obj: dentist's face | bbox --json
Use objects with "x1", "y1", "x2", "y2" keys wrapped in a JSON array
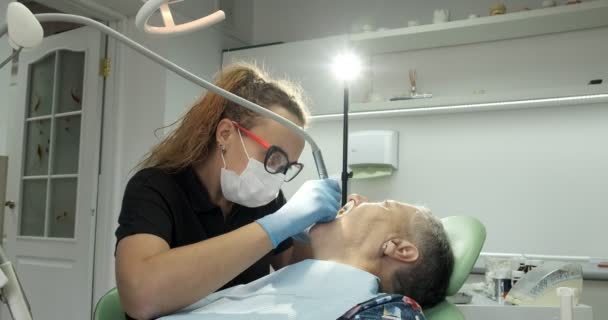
[{"x1": 218, "y1": 106, "x2": 305, "y2": 175}]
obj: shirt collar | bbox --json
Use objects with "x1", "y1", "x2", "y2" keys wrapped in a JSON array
[
  {"x1": 266, "y1": 259, "x2": 380, "y2": 297},
  {"x1": 181, "y1": 259, "x2": 381, "y2": 313}
]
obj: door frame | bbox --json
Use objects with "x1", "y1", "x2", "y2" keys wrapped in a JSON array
[
  {"x1": 0, "y1": 156, "x2": 7, "y2": 245},
  {"x1": 91, "y1": 18, "x2": 126, "y2": 306}
]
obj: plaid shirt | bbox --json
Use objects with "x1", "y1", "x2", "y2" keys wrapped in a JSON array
[{"x1": 338, "y1": 294, "x2": 425, "y2": 320}]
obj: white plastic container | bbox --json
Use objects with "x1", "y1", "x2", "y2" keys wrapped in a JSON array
[{"x1": 505, "y1": 262, "x2": 583, "y2": 306}]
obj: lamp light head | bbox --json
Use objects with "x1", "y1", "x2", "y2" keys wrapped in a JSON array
[
  {"x1": 135, "y1": 0, "x2": 225, "y2": 35},
  {"x1": 332, "y1": 52, "x2": 362, "y2": 82},
  {"x1": 6, "y1": 2, "x2": 43, "y2": 49}
]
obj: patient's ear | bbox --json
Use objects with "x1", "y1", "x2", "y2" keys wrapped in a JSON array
[{"x1": 382, "y1": 239, "x2": 419, "y2": 263}]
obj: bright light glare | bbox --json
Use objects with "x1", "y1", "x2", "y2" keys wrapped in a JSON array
[{"x1": 332, "y1": 52, "x2": 362, "y2": 81}]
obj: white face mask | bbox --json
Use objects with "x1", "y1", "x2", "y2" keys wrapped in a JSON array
[{"x1": 220, "y1": 130, "x2": 286, "y2": 207}]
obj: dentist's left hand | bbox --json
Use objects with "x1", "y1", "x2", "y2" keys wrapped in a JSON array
[{"x1": 256, "y1": 179, "x2": 341, "y2": 248}]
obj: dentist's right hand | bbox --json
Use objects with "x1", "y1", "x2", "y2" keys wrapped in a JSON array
[{"x1": 256, "y1": 179, "x2": 341, "y2": 248}]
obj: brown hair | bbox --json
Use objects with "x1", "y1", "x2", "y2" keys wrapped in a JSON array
[{"x1": 139, "y1": 62, "x2": 310, "y2": 171}]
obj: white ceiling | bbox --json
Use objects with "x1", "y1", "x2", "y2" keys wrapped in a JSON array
[
  {"x1": 89, "y1": 0, "x2": 142, "y2": 16},
  {"x1": 46, "y1": 0, "x2": 250, "y2": 47},
  {"x1": 169, "y1": 0, "x2": 216, "y2": 20},
  {"x1": 85, "y1": 0, "x2": 217, "y2": 19}
]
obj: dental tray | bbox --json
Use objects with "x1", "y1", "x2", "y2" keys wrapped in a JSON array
[
  {"x1": 505, "y1": 261, "x2": 583, "y2": 306},
  {"x1": 447, "y1": 292, "x2": 473, "y2": 304}
]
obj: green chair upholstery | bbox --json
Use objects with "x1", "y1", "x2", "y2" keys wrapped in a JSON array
[
  {"x1": 425, "y1": 301, "x2": 466, "y2": 320},
  {"x1": 94, "y1": 287, "x2": 125, "y2": 320},
  {"x1": 425, "y1": 216, "x2": 486, "y2": 320}
]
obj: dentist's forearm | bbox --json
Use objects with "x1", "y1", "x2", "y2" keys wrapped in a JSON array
[{"x1": 116, "y1": 222, "x2": 272, "y2": 319}]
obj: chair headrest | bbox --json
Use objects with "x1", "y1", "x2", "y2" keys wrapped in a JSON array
[{"x1": 441, "y1": 216, "x2": 486, "y2": 296}]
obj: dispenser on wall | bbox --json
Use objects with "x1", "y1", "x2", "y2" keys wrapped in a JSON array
[{"x1": 348, "y1": 130, "x2": 399, "y2": 179}]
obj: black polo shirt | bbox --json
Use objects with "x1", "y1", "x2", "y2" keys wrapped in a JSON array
[{"x1": 115, "y1": 165, "x2": 292, "y2": 290}]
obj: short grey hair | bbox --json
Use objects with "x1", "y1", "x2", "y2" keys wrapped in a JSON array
[{"x1": 391, "y1": 207, "x2": 454, "y2": 308}]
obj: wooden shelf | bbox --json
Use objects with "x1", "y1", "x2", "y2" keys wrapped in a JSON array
[
  {"x1": 311, "y1": 86, "x2": 608, "y2": 121},
  {"x1": 350, "y1": 0, "x2": 608, "y2": 55}
]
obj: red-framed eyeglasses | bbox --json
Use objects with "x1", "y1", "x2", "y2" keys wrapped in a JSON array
[{"x1": 232, "y1": 121, "x2": 304, "y2": 182}]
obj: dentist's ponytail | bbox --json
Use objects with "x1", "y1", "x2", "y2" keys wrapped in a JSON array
[{"x1": 138, "y1": 62, "x2": 309, "y2": 171}]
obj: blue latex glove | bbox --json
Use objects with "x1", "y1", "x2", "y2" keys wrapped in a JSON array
[
  {"x1": 257, "y1": 179, "x2": 341, "y2": 248},
  {"x1": 292, "y1": 176, "x2": 344, "y2": 243}
]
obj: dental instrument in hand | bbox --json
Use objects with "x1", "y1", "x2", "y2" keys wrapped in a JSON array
[
  {"x1": 337, "y1": 200, "x2": 355, "y2": 217},
  {"x1": 292, "y1": 199, "x2": 355, "y2": 243}
]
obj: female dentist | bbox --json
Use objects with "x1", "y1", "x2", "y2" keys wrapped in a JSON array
[{"x1": 114, "y1": 63, "x2": 341, "y2": 320}]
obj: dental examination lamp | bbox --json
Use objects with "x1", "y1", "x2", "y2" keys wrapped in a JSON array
[
  {"x1": 0, "y1": 2, "x2": 42, "y2": 69},
  {"x1": 332, "y1": 52, "x2": 362, "y2": 205},
  {"x1": 135, "y1": 0, "x2": 226, "y2": 35},
  {"x1": 0, "y1": 2, "x2": 328, "y2": 180}
]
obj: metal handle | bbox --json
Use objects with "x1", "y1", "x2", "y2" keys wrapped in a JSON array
[{"x1": 4, "y1": 201, "x2": 15, "y2": 209}]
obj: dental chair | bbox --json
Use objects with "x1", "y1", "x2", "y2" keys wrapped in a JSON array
[
  {"x1": 94, "y1": 288, "x2": 124, "y2": 320},
  {"x1": 94, "y1": 216, "x2": 486, "y2": 320},
  {"x1": 425, "y1": 216, "x2": 486, "y2": 320},
  {"x1": 339, "y1": 216, "x2": 486, "y2": 320}
]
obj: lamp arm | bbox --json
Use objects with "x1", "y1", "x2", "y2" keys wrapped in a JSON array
[
  {"x1": 0, "y1": 47, "x2": 22, "y2": 69},
  {"x1": 0, "y1": 13, "x2": 328, "y2": 179}
]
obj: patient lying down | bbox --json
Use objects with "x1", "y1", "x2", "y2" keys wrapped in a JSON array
[{"x1": 160, "y1": 195, "x2": 454, "y2": 319}]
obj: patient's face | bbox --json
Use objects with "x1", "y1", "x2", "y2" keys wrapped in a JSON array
[{"x1": 310, "y1": 196, "x2": 421, "y2": 258}]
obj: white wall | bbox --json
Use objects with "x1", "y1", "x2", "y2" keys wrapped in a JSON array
[
  {"x1": 223, "y1": 35, "x2": 356, "y2": 116},
  {"x1": 283, "y1": 103, "x2": 608, "y2": 256},
  {"x1": 227, "y1": 24, "x2": 608, "y2": 257},
  {"x1": 367, "y1": 27, "x2": 608, "y2": 104},
  {"x1": 239, "y1": 1, "x2": 608, "y2": 257},
  {"x1": 164, "y1": 28, "x2": 223, "y2": 126},
  {"x1": 252, "y1": 0, "x2": 545, "y2": 44},
  {"x1": 219, "y1": 0, "x2": 254, "y2": 46}
]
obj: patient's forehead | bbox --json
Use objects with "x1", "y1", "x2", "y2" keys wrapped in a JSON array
[
  {"x1": 391, "y1": 201, "x2": 434, "y2": 225},
  {"x1": 391, "y1": 200, "x2": 420, "y2": 213},
  {"x1": 414, "y1": 205, "x2": 432, "y2": 216}
]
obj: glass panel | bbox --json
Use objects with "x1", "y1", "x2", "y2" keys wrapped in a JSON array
[
  {"x1": 24, "y1": 119, "x2": 51, "y2": 176},
  {"x1": 56, "y1": 51, "x2": 85, "y2": 113},
  {"x1": 27, "y1": 53, "x2": 55, "y2": 118},
  {"x1": 20, "y1": 179, "x2": 47, "y2": 236},
  {"x1": 49, "y1": 178, "x2": 77, "y2": 238},
  {"x1": 52, "y1": 116, "x2": 81, "y2": 175}
]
